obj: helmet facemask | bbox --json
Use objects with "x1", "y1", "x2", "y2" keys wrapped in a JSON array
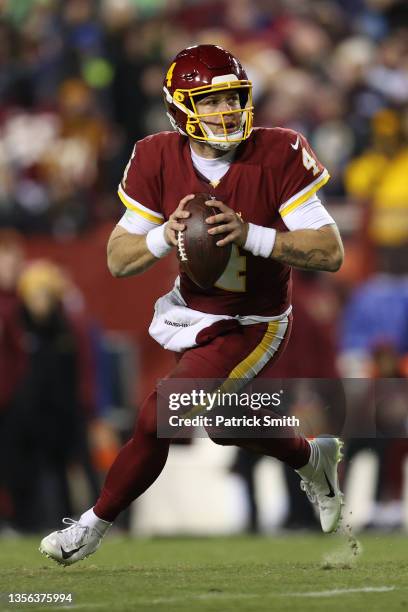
[{"x1": 164, "y1": 78, "x2": 253, "y2": 151}]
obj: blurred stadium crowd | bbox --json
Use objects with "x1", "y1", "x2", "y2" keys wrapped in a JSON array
[{"x1": 1, "y1": 0, "x2": 408, "y2": 534}]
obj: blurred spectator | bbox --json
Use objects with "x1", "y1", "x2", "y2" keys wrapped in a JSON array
[
  {"x1": 0, "y1": 228, "x2": 24, "y2": 316},
  {"x1": 344, "y1": 343, "x2": 408, "y2": 530},
  {"x1": 339, "y1": 274, "x2": 408, "y2": 530},
  {"x1": 0, "y1": 229, "x2": 25, "y2": 528},
  {"x1": 2, "y1": 260, "x2": 100, "y2": 532},
  {"x1": 338, "y1": 274, "x2": 408, "y2": 377},
  {"x1": 0, "y1": 76, "x2": 115, "y2": 236},
  {"x1": 345, "y1": 108, "x2": 408, "y2": 274}
]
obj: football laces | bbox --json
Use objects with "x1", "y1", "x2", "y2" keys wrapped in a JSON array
[{"x1": 177, "y1": 230, "x2": 188, "y2": 262}]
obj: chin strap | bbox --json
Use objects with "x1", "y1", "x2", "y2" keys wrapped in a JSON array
[
  {"x1": 208, "y1": 140, "x2": 241, "y2": 152},
  {"x1": 200, "y1": 122, "x2": 244, "y2": 151}
]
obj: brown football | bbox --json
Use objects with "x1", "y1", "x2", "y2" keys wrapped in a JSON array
[{"x1": 176, "y1": 193, "x2": 232, "y2": 290}]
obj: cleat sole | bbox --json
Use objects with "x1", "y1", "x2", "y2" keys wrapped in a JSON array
[{"x1": 39, "y1": 545, "x2": 91, "y2": 567}]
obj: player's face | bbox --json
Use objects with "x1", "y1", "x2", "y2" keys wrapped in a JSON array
[{"x1": 195, "y1": 91, "x2": 242, "y2": 134}]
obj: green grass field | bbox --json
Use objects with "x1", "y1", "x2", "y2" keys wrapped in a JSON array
[{"x1": 0, "y1": 532, "x2": 407, "y2": 612}]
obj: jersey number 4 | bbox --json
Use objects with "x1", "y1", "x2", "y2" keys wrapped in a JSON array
[
  {"x1": 302, "y1": 148, "x2": 320, "y2": 176},
  {"x1": 214, "y1": 245, "x2": 247, "y2": 292}
]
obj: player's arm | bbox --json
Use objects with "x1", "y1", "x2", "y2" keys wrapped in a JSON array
[
  {"x1": 107, "y1": 195, "x2": 194, "y2": 278},
  {"x1": 110, "y1": 139, "x2": 194, "y2": 277},
  {"x1": 270, "y1": 223, "x2": 343, "y2": 272},
  {"x1": 107, "y1": 227, "x2": 156, "y2": 277},
  {"x1": 206, "y1": 196, "x2": 344, "y2": 273}
]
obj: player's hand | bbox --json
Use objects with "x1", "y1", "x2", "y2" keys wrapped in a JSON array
[
  {"x1": 205, "y1": 200, "x2": 249, "y2": 247},
  {"x1": 164, "y1": 194, "x2": 195, "y2": 247}
]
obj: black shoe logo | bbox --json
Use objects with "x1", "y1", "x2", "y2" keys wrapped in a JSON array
[
  {"x1": 61, "y1": 544, "x2": 86, "y2": 560},
  {"x1": 324, "y1": 471, "x2": 335, "y2": 498}
]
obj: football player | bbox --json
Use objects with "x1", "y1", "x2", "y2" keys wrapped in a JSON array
[{"x1": 40, "y1": 45, "x2": 344, "y2": 565}]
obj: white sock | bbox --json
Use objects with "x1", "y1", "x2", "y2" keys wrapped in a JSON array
[
  {"x1": 79, "y1": 508, "x2": 112, "y2": 535},
  {"x1": 296, "y1": 439, "x2": 320, "y2": 481}
]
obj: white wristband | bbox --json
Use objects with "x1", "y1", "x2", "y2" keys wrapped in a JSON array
[
  {"x1": 145, "y1": 223, "x2": 172, "y2": 258},
  {"x1": 244, "y1": 223, "x2": 276, "y2": 258}
]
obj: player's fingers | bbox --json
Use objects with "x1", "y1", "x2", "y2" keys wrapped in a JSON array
[
  {"x1": 178, "y1": 194, "x2": 195, "y2": 208},
  {"x1": 172, "y1": 209, "x2": 190, "y2": 220},
  {"x1": 169, "y1": 210, "x2": 187, "y2": 222},
  {"x1": 164, "y1": 226, "x2": 178, "y2": 246},
  {"x1": 206, "y1": 212, "x2": 230, "y2": 224},
  {"x1": 168, "y1": 220, "x2": 185, "y2": 232},
  {"x1": 208, "y1": 223, "x2": 234, "y2": 235},
  {"x1": 216, "y1": 233, "x2": 236, "y2": 246},
  {"x1": 217, "y1": 227, "x2": 242, "y2": 246},
  {"x1": 205, "y1": 199, "x2": 227, "y2": 211}
]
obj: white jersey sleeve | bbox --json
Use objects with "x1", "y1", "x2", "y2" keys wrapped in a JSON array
[
  {"x1": 117, "y1": 208, "x2": 159, "y2": 235},
  {"x1": 281, "y1": 193, "x2": 335, "y2": 231}
]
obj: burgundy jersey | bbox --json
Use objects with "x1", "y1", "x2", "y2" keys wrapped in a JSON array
[{"x1": 118, "y1": 128, "x2": 329, "y2": 316}]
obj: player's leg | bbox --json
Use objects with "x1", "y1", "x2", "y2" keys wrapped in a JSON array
[
  {"x1": 90, "y1": 320, "x2": 298, "y2": 523},
  {"x1": 39, "y1": 318, "x2": 340, "y2": 565},
  {"x1": 39, "y1": 388, "x2": 171, "y2": 564},
  {"x1": 256, "y1": 336, "x2": 344, "y2": 533},
  {"x1": 93, "y1": 391, "x2": 169, "y2": 521},
  {"x1": 184, "y1": 317, "x2": 312, "y2": 467},
  {"x1": 213, "y1": 434, "x2": 343, "y2": 533},
  {"x1": 39, "y1": 325, "x2": 250, "y2": 565},
  {"x1": 190, "y1": 319, "x2": 344, "y2": 533}
]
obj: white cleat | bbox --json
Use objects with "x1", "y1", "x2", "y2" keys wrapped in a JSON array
[
  {"x1": 39, "y1": 518, "x2": 105, "y2": 566},
  {"x1": 299, "y1": 437, "x2": 344, "y2": 533}
]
